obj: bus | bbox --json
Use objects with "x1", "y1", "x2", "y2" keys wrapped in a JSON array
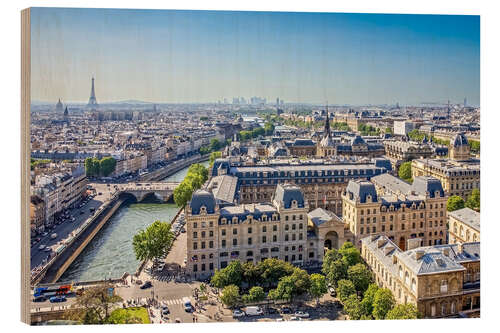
[{"x1": 34, "y1": 284, "x2": 73, "y2": 298}]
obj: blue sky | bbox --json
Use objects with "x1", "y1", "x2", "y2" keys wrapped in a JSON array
[{"x1": 30, "y1": 8, "x2": 480, "y2": 105}]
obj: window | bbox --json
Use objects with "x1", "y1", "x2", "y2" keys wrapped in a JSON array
[
  {"x1": 209, "y1": 221, "x2": 213, "y2": 227},
  {"x1": 273, "y1": 235, "x2": 277, "y2": 242},
  {"x1": 193, "y1": 222, "x2": 197, "y2": 228},
  {"x1": 292, "y1": 234, "x2": 296, "y2": 241},
  {"x1": 285, "y1": 235, "x2": 289, "y2": 241},
  {"x1": 273, "y1": 225, "x2": 277, "y2": 232},
  {"x1": 285, "y1": 225, "x2": 289, "y2": 231},
  {"x1": 221, "y1": 240, "x2": 226, "y2": 248},
  {"x1": 248, "y1": 238, "x2": 252, "y2": 245},
  {"x1": 193, "y1": 232, "x2": 198, "y2": 238},
  {"x1": 262, "y1": 236, "x2": 267, "y2": 243},
  {"x1": 360, "y1": 227, "x2": 364, "y2": 234},
  {"x1": 209, "y1": 231, "x2": 214, "y2": 237},
  {"x1": 440, "y1": 280, "x2": 448, "y2": 293},
  {"x1": 299, "y1": 223, "x2": 303, "y2": 229},
  {"x1": 248, "y1": 227, "x2": 252, "y2": 234},
  {"x1": 201, "y1": 231, "x2": 206, "y2": 238},
  {"x1": 221, "y1": 261, "x2": 227, "y2": 268},
  {"x1": 209, "y1": 241, "x2": 213, "y2": 248},
  {"x1": 193, "y1": 264, "x2": 198, "y2": 272},
  {"x1": 299, "y1": 233, "x2": 303, "y2": 240},
  {"x1": 233, "y1": 228, "x2": 237, "y2": 235},
  {"x1": 209, "y1": 263, "x2": 214, "y2": 271},
  {"x1": 221, "y1": 229, "x2": 226, "y2": 236},
  {"x1": 262, "y1": 226, "x2": 267, "y2": 233},
  {"x1": 201, "y1": 241, "x2": 206, "y2": 249},
  {"x1": 193, "y1": 242, "x2": 198, "y2": 250},
  {"x1": 233, "y1": 239, "x2": 237, "y2": 246},
  {"x1": 201, "y1": 264, "x2": 206, "y2": 271}
]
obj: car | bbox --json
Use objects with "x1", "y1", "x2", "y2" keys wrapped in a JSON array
[
  {"x1": 289, "y1": 316, "x2": 302, "y2": 321},
  {"x1": 38, "y1": 244, "x2": 45, "y2": 250},
  {"x1": 140, "y1": 281, "x2": 152, "y2": 289},
  {"x1": 49, "y1": 296, "x2": 66, "y2": 303},
  {"x1": 294, "y1": 311, "x2": 309, "y2": 318},
  {"x1": 162, "y1": 307, "x2": 170, "y2": 316},
  {"x1": 275, "y1": 318, "x2": 284, "y2": 322},
  {"x1": 181, "y1": 229, "x2": 186, "y2": 233},
  {"x1": 33, "y1": 296, "x2": 47, "y2": 302},
  {"x1": 245, "y1": 306, "x2": 263, "y2": 316},
  {"x1": 44, "y1": 247, "x2": 52, "y2": 252},
  {"x1": 232, "y1": 309, "x2": 246, "y2": 318},
  {"x1": 328, "y1": 287, "x2": 337, "y2": 297},
  {"x1": 280, "y1": 307, "x2": 292, "y2": 314},
  {"x1": 174, "y1": 318, "x2": 181, "y2": 323},
  {"x1": 42, "y1": 232, "x2": 48, "y2": 237}
]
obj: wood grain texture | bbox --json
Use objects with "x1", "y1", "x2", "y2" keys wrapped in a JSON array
[{"x1": 21, "y1": 7, "x2": 31, "y2": 325}]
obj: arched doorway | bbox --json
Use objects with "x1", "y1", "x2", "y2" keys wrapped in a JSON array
[{"x1": 324, "y1": 231, "x2": 339, "y2": 251}]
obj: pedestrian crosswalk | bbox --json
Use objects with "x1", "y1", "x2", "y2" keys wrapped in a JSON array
[{"x1": 163, "y1": 298, "x2": 185, "y2": 305}]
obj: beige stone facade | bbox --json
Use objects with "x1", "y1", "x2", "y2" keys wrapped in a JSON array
[
  {"x1": 361, "y1": 235, "x2": 480, "y2": 318},
  {"x1": 448, "y1": 208, "x2": 480, "y2": 244},
  {"x1": 342, "y1": 175, "x2": 448, "y2": 250}
]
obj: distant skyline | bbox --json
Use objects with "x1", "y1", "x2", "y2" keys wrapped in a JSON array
[{"x1": 31, "y1": 8, "x2": 480, "y2": 106}]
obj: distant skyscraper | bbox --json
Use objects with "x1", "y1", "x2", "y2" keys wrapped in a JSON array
[
  {"x1": 464, "y1": 97, "x2": 467, "y2": 108},
  {"x1": 276, "y1": 97, "x2": 280, "y2": 107},
  {"x1": 87, "y1": 77, "x2": 98, "y2": 108}
]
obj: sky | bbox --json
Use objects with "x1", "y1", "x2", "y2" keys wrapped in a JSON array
[{"x1": 30, "y1": 8, "x2": 480, "y2": 106}]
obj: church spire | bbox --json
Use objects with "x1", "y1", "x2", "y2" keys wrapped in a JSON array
[{"x1": 324, "y1": 102, "x2": 331, "y2": 138}]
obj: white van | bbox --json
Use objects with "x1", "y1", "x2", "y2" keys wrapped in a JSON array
[
  {"x1": 50, "y1": 233, "x2": 57, "y2": 239},
  {"x1": 245, "y1": 306, "x2": 263, "y2": 316}
]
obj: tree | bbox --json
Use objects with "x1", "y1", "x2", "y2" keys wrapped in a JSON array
[
  {"x1": 348, "y1": 263, "x2": 372, "y2": 293},
  {"x1": 322, "y1": 249, "x2": 347, "y2": 288},
  {"x1": 309, "y1": 273, "x2": 328, "y2": 304},
  {"x1": 385, "y1": 303, "x2": 420, "y2": 320},
  {"x1": 269, "y1": 268, "x2": 311, "y2": 302},
  {"x1": 99, "y1": 157, "x2": 116, "y2": 177},
  {"x1": 242, "y1": 261, "x2": 262, "y2": 288},
  {"x1": 465, "y1": 189, "x2": 480, "y2": 211},
  {"x1": 257, "y1": 258, "x2": 295, "y2": 287},
  {"x1": 447, "y1": 195, "x2": 465, "y2": 212},
  {"x1": 398, "y1": 161, "x2": 412, "y2": 183},
  {"x1": 337, "y1": 279, "x2": 356, "y2": 303},
  {"x1": 210, "y1": 261, "x2": 244, "y2": 288},
  {"x1": 209, "y1": 151, "x2": 222, "y2": 168},
  {"x1": 339, "y1": 243, "x2": 362, "y2": 267},
  {"x1": 65, "y1": 284, "x2": 123, "y2": 324},
  {"x1": 359, "y1": 283, "x2": 379, "y2": 317},
  {"x1": 210, "y1": 138, "x2": 222, "y2": 151},
  {"x1": 242, "y1": 286, "x2": 266, "y2": 303},
  {"x1": 220, "y1": 285, "x2": 241, "y2": 308},
  {"x1": 344, "y1": 294, "x2": 363, "y2": 320},
  {"x1": 173, "y1": 182, "x2": 193, "y2": 207},
  {"x1": 372, "y1": 288, "x2": 395, "y2": 320},
  {"x1": 132, "y1": 221, "x2": 174, "y2": 263}
]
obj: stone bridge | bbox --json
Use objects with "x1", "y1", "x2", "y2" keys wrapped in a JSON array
[{"x1": 117, "y1": 182, "x2": 180, "y2": 202}]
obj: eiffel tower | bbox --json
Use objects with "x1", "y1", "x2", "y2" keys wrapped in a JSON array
[{"x1": 87, "y1": 77, "x2": 98, "y2": 108}]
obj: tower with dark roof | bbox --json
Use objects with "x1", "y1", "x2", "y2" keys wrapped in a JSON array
[
  {"x1": 449, "y1": 132, "x2": 470, "y2": 161},
  {"x1": 55, "y1": 98, "x2": 63, "y2": 113}
]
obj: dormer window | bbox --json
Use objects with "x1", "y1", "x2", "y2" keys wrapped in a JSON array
[{"x1": 200, "y1": 206, "x2": 207, "y2": 214}]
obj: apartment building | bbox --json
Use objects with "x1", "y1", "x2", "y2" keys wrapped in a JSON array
[{"x1": 448, "y1": 208, "x2": 480, "y2": 244}]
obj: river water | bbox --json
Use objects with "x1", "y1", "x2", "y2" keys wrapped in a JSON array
[{"x1": 59, "y1": 160, "x2": 209, "y2": 282}]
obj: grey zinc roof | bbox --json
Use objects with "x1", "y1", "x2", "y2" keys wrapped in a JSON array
[
  {"x1": 209, "y1": 175, "x2": 238, "y2": 204},
  {"x1": 397, "y1": 247, "x2": 466, "y2": 276},
  {"x1": 448, "y1": 207, "x2": 480, "y2": 231},
  {"x1": 190, "y1": 190, "x2": 216, "y2": 215},
  {"x1": 273, "y1": 183, "x2": 305, "y2": 208},
  {"x1": 410, "y1": 176, "x2": 445, "y2": 198},
  {"x1": 346, "y1": 180, "x2": 378, "y2": 203},
  {"x1": 361, "y1": 235, "x2": 401, "y2": 276},
  {"x1": 307, "y1": 207, "x2": 338, "y2": 226},
  {"x1": 372, "y1": 173, "x2": 412, "y2": 195},
  {"x1": 220, "y1": 203, "x2": 276, "y2": 215}
]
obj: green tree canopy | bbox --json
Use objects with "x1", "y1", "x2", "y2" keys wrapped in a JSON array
[
  {"x1": 173, "y1": 181, "x2": 194, "y2": 207},
  {"x1": 132, "y1": 221, "x2": 174, "y2": 262},
  {"x1": 220, "y1": 285, "x2": 241, "y2": 308},
  {"x1": 322, "y1": 249, "x2": 348, "y2": 288},
  {"x1": 344, "y1": 294, "x2": 363, "y2": 320},
  {"x1": 372, "y1": 288, "x2": 395, "y2": 320},
  {"x1": 211, "y1": 260, "x2": 244, "y2": 289},
  {"x1": 309, "y1": 273, "x2": 328, "y2": 304},
  {"x1": 398, "y1": 161, "x2": 413, "y2": 183},
  {"x1": 99, "y1": 157, "x2": 117, "y2": 177},
  {"x1": 348, "y1": 263, "x2": 372, "y2": 293},
  {"x1": 465, "y1": 189, "x2": 480, "y2": 211},
  {"x1": 337, "y1": 279, "x2": 357, "y2": 303},
  {"x1": 339, "y1": 246, "x2": 362, "y2": 267},
  {"x1": 385, "y1": 303, "x2": 420, "y2": 320},
  {"x1": 269, "y1": 268, "x2": 311, "y2": 302},
  {"x1": 242, "y1": 286, "x2": 266, "y2": 304},
  {"x1": 447, "y1": 195, "x2": 465, "y2": 212}
]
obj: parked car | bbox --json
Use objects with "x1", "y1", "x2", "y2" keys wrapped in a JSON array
[
  {"x1": 140, "y1": 281, "x2": 152, "y2": 289},
  {"x1": 183, "y1": 297, "x2": 193, "y2": 312},
  {"x1": 289, "y1": 316, "x2": 302, "y2": 321},
  {"x1": 280, "y1": 307, "x2": 292, "y2": 314},
  {"x1": 162, "y1": 307, "x2": 170, "y2": 316},
  {"x1": 232, "y1": 309, "x2": 246, "y2": 318},
  {"x1": 267, "y1": 307, "x2": 278, "y2": 314},
  {"x1": 49, "y1": 296, "x2": 66, "y2": 303},
  {"x1": 328, "y1": 287, "x2": 337, "y2": 297},
  {"x1": 294, "y1": 311, "x2": 309, "y2": 318}
]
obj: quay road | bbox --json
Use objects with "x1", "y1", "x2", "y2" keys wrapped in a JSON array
[{"x1": 30, "y1": 190, "x2": 113, "y2": 270}]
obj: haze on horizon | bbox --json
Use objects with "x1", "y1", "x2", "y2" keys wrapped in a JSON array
[{"x1": 30, "y1": 8, "x2": 480, "y2": 106}]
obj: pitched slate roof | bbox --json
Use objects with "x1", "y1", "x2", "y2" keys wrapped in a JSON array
[{"x1": 448, "y1": 207, "x2": 480, "y2": 231}]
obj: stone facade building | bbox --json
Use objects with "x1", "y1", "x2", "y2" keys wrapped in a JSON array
[
  {"x1": 448, "y1": 207, "x2": 480, "y2": 244},
  {"x1": 411, "y1": 133, "x2": 479, "y2": 200},
  {"x1": 361, "y1": 234, "x2": 480, "y2": 318},
  {"x1": 185, "y1": 184, "x2": 311, "y2": 279},
  {"x1": 342, "y1": 174, "x2": 448, "y2": 250}
]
